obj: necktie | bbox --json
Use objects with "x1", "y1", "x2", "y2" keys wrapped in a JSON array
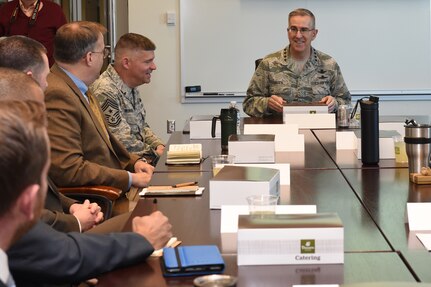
[{"x1": 86, "y1": 91, "x2": 109, "y2": 139}]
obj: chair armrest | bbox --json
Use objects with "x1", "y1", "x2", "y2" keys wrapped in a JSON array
[{"x1": 58, "y1": 186, "x2": 122, "y2": 201}]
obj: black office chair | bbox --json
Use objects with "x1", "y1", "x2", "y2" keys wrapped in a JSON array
[
  {"x1": 48, "y1": 177, "x2": 121, "y2": 219},
  {"x1": 255, "y1": 58, "x2": 263, "y2": 70}
]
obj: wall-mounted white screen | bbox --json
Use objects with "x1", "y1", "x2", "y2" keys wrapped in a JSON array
[{"x1": 180, "y1": 0, "x2": 431, "y2": 95}]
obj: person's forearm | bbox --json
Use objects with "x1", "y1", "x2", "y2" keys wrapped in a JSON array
[{"x1": 8, "y1": 222, "x2": 154, "y2": 284}]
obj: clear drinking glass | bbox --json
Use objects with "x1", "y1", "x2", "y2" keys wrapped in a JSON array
[{"x1": 211, "y1": 155, "x2": 235, "y2": 176}]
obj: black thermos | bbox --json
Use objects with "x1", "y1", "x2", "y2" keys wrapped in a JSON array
[{"x1": 360, "y1": 96, "x2": 379, "y2": 165}]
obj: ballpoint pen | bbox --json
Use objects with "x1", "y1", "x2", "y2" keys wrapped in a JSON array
[{"x1": 171, "y1": 181, "x2": 198, "y2": 188}]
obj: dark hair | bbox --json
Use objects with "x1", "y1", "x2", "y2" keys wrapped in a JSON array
[
  {"x1": 54, "y1": 21, "x2": 107, "y2": 64},
  {"x1": 0, "y1": 35, "x2": 47, "y2": 75},
  {"x1": 0, "y1": 67, "x2": 42, "y2": 101},
  {"x1": 0, "y1": 100, "x2": 48, "y2": 217},
  {"x1": 114, "y1": 33, "x2": 156, "y2": 58},
  {"x1": 289, "y1": 8, "x2": 316, "y2": 29}
]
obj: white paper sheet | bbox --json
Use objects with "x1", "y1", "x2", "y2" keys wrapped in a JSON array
[{"x1": 407, "y1": 202, "x2": 431, "y2": 230}]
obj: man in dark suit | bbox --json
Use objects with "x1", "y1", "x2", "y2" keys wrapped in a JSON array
[
  {"x1": 0, "y1": 35, "x2": 104, "y2": 233},
  {"x1": 46, "y1": 21, "x2": 154, "y2": 194},
  {"x1": 0, "y1": 99, "x2": 50, "y2": 287}
]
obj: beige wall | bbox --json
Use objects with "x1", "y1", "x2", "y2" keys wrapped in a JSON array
[{"x1": 128, "y1": 0, "x2": 230, "y2": 142}]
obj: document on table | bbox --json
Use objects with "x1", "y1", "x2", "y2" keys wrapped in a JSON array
[{"x1": 407, "y1": 202, "x2": 431, "y2": 230}]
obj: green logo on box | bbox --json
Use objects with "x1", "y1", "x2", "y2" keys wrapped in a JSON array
[{"x1": 301, "y1": 239, "x2": 315, "y2": 254}]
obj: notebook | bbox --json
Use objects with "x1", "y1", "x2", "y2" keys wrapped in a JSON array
[
  {"x1": 161, "y1": 245, "x2": 225, "y2": 277},
  {"x1": 166, "y1": 144, "x2": 202, "y2": 165}
]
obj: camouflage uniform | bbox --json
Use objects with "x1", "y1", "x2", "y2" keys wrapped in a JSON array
[
  {"x1": 90, "y1": 64, "x2": 164, "y2": 163},
  {"x1": 243, "y1": 46, "x2": 351, "y2": 117}
]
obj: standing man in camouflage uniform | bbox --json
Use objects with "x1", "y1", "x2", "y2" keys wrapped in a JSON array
[
  {"x1": 243, "y1": 8, "x2": 351, "y2": 117},
  {"x1": 91, "y1": 33, "x2": 164, "y2": 166}
]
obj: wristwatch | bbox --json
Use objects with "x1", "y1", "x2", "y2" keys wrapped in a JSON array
[{"x1": 138, "y1": 157, "x2": 148, "y2": 163}]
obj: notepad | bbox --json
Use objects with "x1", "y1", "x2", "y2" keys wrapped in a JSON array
[
  {"x1": 166, "y1": 144, "x2": 202, "y2": 165},
  {"x1": 139, "y1": 186, "x2": 204, "y2": 197},
  {"x1": 162, "y1": 245, "x2": 225, "y2": 277}
]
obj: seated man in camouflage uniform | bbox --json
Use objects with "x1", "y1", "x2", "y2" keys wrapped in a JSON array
[
  {"x1": 243, "y1": 8, "x2": 351, "y2": 117},
  {"x1": 91, "y1": 33, "x2": 164, "y2": 166}
]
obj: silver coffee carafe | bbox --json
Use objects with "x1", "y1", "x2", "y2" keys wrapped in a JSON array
[{"x1": 404, "y1": 120, "x2": 431, "y2": 174}]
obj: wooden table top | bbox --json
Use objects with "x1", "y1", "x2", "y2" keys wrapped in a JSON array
[
  {"x1": 124, "y1": 170, "x2": 390, "y2": 252},
  {"x1": 342, "y1": 168, "x2": 431, "y2": 282}
]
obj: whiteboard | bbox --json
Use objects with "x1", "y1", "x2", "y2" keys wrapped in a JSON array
[{"x1": 180, "y1": 0, "x2": 431, "y2": 96}]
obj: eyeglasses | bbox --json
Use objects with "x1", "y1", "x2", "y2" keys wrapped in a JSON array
[
  {"x1": 91, "y1": 46, "x2": 110, "y2": 59},
  {"x1": 287, "y1": 26, "x2": 314, "y2": 35}
]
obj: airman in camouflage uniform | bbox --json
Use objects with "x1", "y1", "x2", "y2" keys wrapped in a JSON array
[
  {"x1": 243, "y1": 8, "x2": 351, "y2": 117},
  {"x1": 90, "y1": 33, "x2": 164, "y2": 165}
]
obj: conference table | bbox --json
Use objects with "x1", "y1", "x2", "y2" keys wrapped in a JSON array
[{"x1": 98, "y1": 118, "x2": 431, "y2": 286}]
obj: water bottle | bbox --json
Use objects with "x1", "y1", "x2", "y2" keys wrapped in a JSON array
[
  {"x1": 359, "y1": 96, "x2": 379, "y2": 165},
  {"x1": 212, "y1": 108, "x2": 237, "y2": 151},
  {"x1": 229, "y1": 101, "x2": 241, "y2": 134}
]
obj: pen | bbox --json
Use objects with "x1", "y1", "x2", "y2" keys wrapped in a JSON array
[
  {"x1": 172, "y1": 181, "x2": 198, "y2": 188},
  {"x1": 202, "y1": 93, "x2": 237, "y2": 96},
  {"x1": 152, "y1": 198, "x2": 158, "y2": 212}
]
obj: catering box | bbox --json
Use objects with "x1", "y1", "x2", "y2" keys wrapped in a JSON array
[
  {"x1": 189, "y1": 115, "x2": 220, "y2": 139},
  {"x1": 209, "y1": 165, "x2": 280, "y2": 209},
  {"x1": 283, "y1": 113, "x2": 336, "y2": 129},
  {"x1": 220, "y1": 205, "x2": 316, "y2": 253},
  {"x1": 228, "y1": 134, "x2": 275, "y2": 163},
  {"x1": 227, "y1": 163, "x2": 290, "y2": 185},
  {"x1": 282, "y1": 103, "x2": 335, "y2": 129},
  {"x1": 237, "y1": 213, "x2": 344, "y2": 266},
  {"x1": 282, "y1": 103, "x2": 328, "y2": 114},
  {"x1": 243, "y1": 124, "x2": 304, "y2": 152}
]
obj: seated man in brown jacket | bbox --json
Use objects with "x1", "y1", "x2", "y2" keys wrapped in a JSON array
[
  {"x1": 45, "y1": 21, "x2": 153, "y2": 199},
  {"x1": 0, "y1": 36, "x2": 104, "y2": 232}
]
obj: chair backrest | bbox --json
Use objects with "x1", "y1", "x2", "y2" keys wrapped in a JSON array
[
  {"x1": 66, "y1": 193, "x2": 113, "y2": 219},
  {"x1": 47, "y1": 177, "x2": 113, "y2": 219}
]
